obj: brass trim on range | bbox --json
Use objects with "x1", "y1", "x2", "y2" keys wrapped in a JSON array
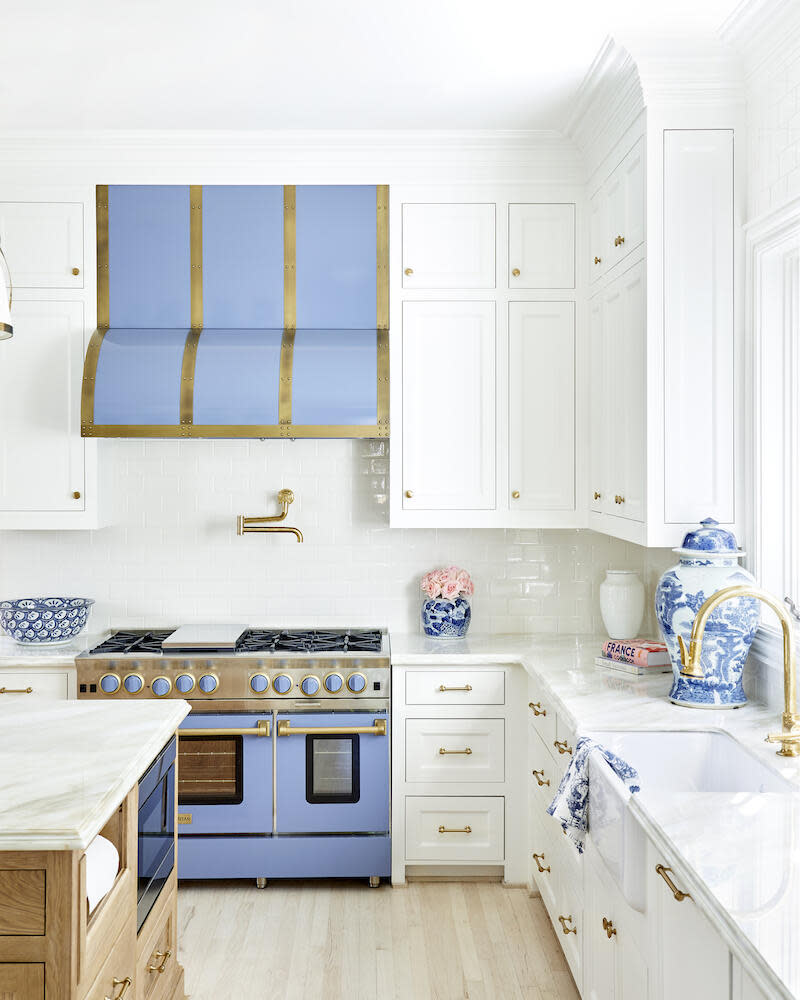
[
  {"x1": 179, "y1": 719, "x2": 271, "y2": 738},
  {"x1": 190, "y1": 185, "x2": 203, "y2": 329},
  {"x1": 277, "y1": 718, "x2": 387, "y2": 737},
  {"x1": 96, "y1": 185, "x2": 109, "y2": 327}
]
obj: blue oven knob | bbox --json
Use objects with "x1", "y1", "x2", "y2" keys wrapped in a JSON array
[
  {"x1": 123, "y1": 673, "x2": 144, "y2": 694},
  {"x1": 347, "y1": 672, "x2": 367, "y2": 693},
  {"x1": 250, "y1": 673, "x2": 269, "y2": 693},
  {"x1": 100, "y1": 673, "x2": 120, "y2": 694},
  {"x1": 273, "y1": 674, "x2": 292, "y2": 694},
  {"x1": 198, "y1": 674, "x2": 218, "y2": 694},
  {"x1": 324, "y1": 673, "x2": 343, "y2": 693},
  {"x1": 151, "y1": 676, "x2": 172, "y2": 697},
  {"x1": 300, "y1": 675, "x2": 320, "y2": 697},
  {"x1": 175, "y1": 674, "x2": 195, "y2": 694}
]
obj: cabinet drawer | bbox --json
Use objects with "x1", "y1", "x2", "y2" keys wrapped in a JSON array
[
  {"x1": 137, "y1": 875, "x2": 179, "y2": 1000},
  {"x1": 405, "y1": 796, "x2": 504, "y2": 862},
  {"x1": 0, "y1": 202, "x2": 84, "y2": 288},
  {"x1": 405, "y1": 718, "x2": 504, "y2": 783},
  {"x1": 0, "y1": 964, "x2": 44, "y2": 999},
  {"x1": 0, "y1": 670, "x2": 70, "y2": 700},
  {"x1": 552, "y1": 717, "x2": 577, "y2": 782},
  {"x1": 405, "y1": 668, "x2": 505, "y2": 705},
  {"x1": 83, "y1": 918, "x2": 136, "y2": 1000}
]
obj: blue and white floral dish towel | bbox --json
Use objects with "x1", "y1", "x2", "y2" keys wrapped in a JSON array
[{"x1": 547, "y1": 736, "x2": 640, "y2": 853}]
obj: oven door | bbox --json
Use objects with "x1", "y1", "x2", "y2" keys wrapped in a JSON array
[
  {"x1": 177, "y1": 713, "x2": 272, "y2": 835},
  {"x1": 275, "y1": 712, "x2": 389, "y2": 834}
]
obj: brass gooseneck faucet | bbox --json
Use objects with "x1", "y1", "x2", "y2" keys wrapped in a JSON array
[
  {"x1": 677, "y1": 585, "x2": 799, "y2": 756},
  {"x1": 237, "y1": 489, "x2": 303, "y2": 543}
]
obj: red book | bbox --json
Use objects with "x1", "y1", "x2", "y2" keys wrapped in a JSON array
[{"x1": 602, "y1": 639, "x2": 670, "y2": 667}]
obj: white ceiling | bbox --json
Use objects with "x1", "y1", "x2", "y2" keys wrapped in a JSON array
[{"x1": 3, "y1": 0, "x2": 742, "y2": 131}]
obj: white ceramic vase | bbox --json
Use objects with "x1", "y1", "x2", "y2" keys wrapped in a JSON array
[{"x1": 599, "y1": 570, "x2": 645, "y2": 639}]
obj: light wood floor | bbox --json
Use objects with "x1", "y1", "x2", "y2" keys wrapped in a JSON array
[{"x1": 178, "y1": 880, "x2": 580, "y2": 1000}]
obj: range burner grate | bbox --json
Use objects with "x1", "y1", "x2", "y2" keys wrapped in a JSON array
[
  {"x1": 88, "y1": 631, "x2": 175, "y2": 655},
  {"x1": 236, "y1": 629, "x2": 383, "y2": 653}
]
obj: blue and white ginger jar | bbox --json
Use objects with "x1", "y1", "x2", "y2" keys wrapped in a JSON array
[
  {"x1": 655, "y1": 518, "x2": 759, "y2": 708},
  {"x1": 421, "y1": 597, "x2": 471, "y2": 639}
]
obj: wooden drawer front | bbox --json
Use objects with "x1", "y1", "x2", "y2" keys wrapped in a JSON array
[
  {"x1": 0, "y1": 870, "x2": 45, "y2": 935},
  {"x1": 405, "y1": 719, "x2": 505, "y2": 783},
  {"x1": 0, "y1": 964, "x2": 44, "y2": 999},
  {"x1": 405, "y1": 796, "x2": 504, "y2": 862},
  {"x1": 527, "y1": 676, "x2": 557, "y2": 749},
  {"x1": 84, "y1": 919, "x2": 136, "y2": 1000},
  {"x1": 137, "y1": 883, "x2": 178, "y2": 1000},
  {"x1": 405, "y1": 669, "x2": 505, "y2": 705},
  {"x1": 0, "y1": 670, "x2": 70, "y2": 700}
]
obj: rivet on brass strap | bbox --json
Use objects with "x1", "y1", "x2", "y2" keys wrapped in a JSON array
[{"x1": 190, "y1": 185, "x2": 203, "y2": 330}]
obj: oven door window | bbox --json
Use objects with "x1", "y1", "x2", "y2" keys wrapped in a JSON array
[
  {"x1": 178, "y1": 735, "x2": 244, "y2": 806},
  {"x1": 305, "y1": 734, "x2": 360, "y2": 804}
]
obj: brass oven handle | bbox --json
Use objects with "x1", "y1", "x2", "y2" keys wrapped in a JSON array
[
  {"x1": 277, "y1": 719, "x2": 387, "y2": 737},
  {"x1": 439, "y1": 747, "x2": 472, "y2": 755},
  {"x1": 554, "y1": 739, "x2": 573, "y2": 755},
  {"x1": 147, "y1": 949, "x2": 172, "y2": 974},
  {"x1": 532, "y1": 769, "x2": 550, "y2": 786},
  {"x1": 179, "y1": 720, "x2": 271, "y2": 738},
  {"x1": 528, "y1": 701, "x2": 546, "y2": 716},
  {"x1": 655, "y1": 864, "x2": 692, "y2": 902},
  {"x1": 0, "y1": 687, "x2": 33, "y2": 694},
  {"x1": 439, "y1": 684, "x2": 473, "y2": 692},
  {"x1": 438, "y1": 825, "x2": 471, "y2": 834},
  {"x1": 558, "y1": 915, "x2": 577, "y2": 935},
  {"x1": 105, "y1": 977, "x2": 132, "y2": 1000},
  {"x1": 532, "y1": 853, "x2": 550, "y2": 873}
]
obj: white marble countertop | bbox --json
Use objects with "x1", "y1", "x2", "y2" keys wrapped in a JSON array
[
  {"x1": 0, "y1": 634, "x2": 102, "y2": 665},
  {"x1": 391, "y1": 632, "x2": 800, "y2": 999},
  {"x1": 0, "y1": 699, "x2": 190, "y2": 851}
]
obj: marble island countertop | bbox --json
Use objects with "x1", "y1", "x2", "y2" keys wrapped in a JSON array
[
  {"x1": 0, "y1": 634, "x2": 103, "y2": 665},
  {"x1": 0, "y1": 699, "x2": 189, "y2": 851},
  {"x1": 391, "y1": 632, "x2": 800, "y2": 999}
]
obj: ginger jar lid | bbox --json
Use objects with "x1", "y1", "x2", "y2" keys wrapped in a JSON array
[{"x1": 673, "y1": 517, "x2": 745, "y2": 559}]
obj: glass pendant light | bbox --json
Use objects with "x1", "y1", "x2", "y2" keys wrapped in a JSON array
[{"x1": 0, "y1": 240, "x2": 13, "y2": 340}]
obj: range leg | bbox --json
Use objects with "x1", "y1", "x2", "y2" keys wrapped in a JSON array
[{"x1": 256, "y1": 877, "x2": 268, "y2": 889}]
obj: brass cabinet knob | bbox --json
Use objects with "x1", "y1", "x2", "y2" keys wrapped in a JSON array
[
  {"x1": 404, "y1": 267, "x2": 414, "y2": 276},
  {"x1": 405, "y1": 490, "x2": 413, "y2": 499},
  {"x1": 72, "y1": 267, "x2": 80, "y2": 276},
  {"x1": 594, "y1": 256, "x2": 602, "y2": 265},
  {"x1": 593, "y1": 491, "x2": 601, "y2": 500},
  {"x1": 602, "y1": 917, "x2": 617, "y2": 939},
  {"x1": 511, "y1": 490, "x2": 520, "y2": 499},
  {"x1": 511, "y1": 268, "x2": 521, "y2": 277},
  {"x1": 614, "y1": 235, "x2": 626, "y2": 246},
  {"x1": 614, "y1": 495, "x2": 625, "y2": 504},
  {"x1": 72, "y1": 491, "x2": 81, "y2": 500}
]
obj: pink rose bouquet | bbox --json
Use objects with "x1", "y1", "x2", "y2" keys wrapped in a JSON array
[{"x1": 421, "y1": 566, "x2": 474, "y2": 601}]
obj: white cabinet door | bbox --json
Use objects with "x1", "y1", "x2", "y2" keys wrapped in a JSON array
[
  {"x1": 402, "y1": 203, "x2": 495, "y2": 288},
  {"x1": 589, "y1": 187, "x2": 608, "y2": 283},
  {"x1": 508, "y1": 301, "x2": 575, "y2": 511},
  {"x1": 584, "y1": 852, "x2": 616, "y2": 1000},
  {"x1": 508, "y1": 204, "x2": 575, "y2": 289},
  {"x1": 589, "y1": 293, "x2": 609, "y2": 513},
  {"x1": 731, "y1": 959, "x2": 770, "y2": 1000},
  {"x1": 0, "y1": 202, "x2": 84, "y2": 288},
  {"x1": 402, "y1": 301, "x2": 496, "y2": 510},
  {"x1": 605, "y1": 139, "x2": 645, "y2": 271},
  {"x1": 0, "y1": 300, "x2": 85, "y2": 512}
]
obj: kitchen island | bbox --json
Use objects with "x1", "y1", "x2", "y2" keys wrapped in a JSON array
[{"x1": 0, "y1": 699, "x2": 189, "y2": 1000}]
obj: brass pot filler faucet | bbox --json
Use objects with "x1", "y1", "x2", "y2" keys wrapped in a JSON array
[
  {"x1": 237, "y1": 489, "x2": 303, "y2": 543},
  {"x1": 678, "y1": 586, "x2": 800, "y2": 756}
]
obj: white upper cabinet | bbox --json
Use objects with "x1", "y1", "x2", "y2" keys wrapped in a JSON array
[
  {"x1": 508, "y1": 204, "x2": 575, "y2": 288},
  {"x1": 589, "y1": 187, "x2": 608, "y2": 283},
  {"x1": 508, "y1": 301, "x2": 575, "y2": 511},
  {"x1": 604, "y1": 138, "x2": 645, "y2": 269},
  {"x1": 401, "y1": 203, "x2": 495, "y2": 288},
  {"x1": 401, "y1": 300, "x2": 496, "y2": 510},
  {"x1": 0, "y1": 202, "x2": 84, "y2": 288}
]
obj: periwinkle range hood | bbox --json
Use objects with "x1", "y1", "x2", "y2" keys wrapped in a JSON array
[{"x1": 81, "y1": 184, "x2": 389, "y2": 438}]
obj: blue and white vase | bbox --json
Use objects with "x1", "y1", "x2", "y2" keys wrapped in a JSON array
[
  {"x1": 655, "y1": 517, "x2": 759, "y2": 709},
  {"x1": 421, "y1": 597, "x2": 471, "y2": 639}
]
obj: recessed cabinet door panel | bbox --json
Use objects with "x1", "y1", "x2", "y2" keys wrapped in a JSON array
[
  {"x1": 0, "y1": 202, "x2": 84, "y2": 288},
  {"x1": 589, "y1": 293, "x2": 609, "y2": 513},
  {"x1": 508, "y1": 301, "x2": 575, "y2": 510},
  {"x1": 605, "y1": 138, "x2": 645, "y2": 270},
  {"x1": 0, "y1": 301, "x2": 85, "y2": 512},
  {"x1": 508, "y1": 204, "x2": 575, "y2": 289},
  {"x1": 402, "y1": 301, "x2": 496, "y2": 510},
  {"x1": 405, "y1": 718, "x2": 505, "y2": 782},
  {"x1": 402, "y1": 204, "x2": 495, "y2": 288},
  {"x1": 589, "y1": 188, "x2": 607, "y2": 283}
]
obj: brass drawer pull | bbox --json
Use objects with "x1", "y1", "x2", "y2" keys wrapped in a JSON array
[
  {"x1": 105, "y1": 977, "x2": 132, "y2": 1000},
  {"x1": 655, "y1": 864, "x2": 691, "y2": 902},
  {"x1": 180, "y1": 720, "x2": 271, "y2": 738},
  {"x1": 614, "y1": 494, "x2": 625, "y2": 504},
  {"x1": 615, "y1": 235, "x2": 625, "y2": 246},
  {"x1": 528, "y1": 701, "x2": 546, "y2": 717},
  {"x1": 438, "y1": 825, "x2": 472, "y2": 834},
  {"x1": 594, "y1": 256, "x2": 602, "y2": 264},
  {"x1": 0, "y1": 687, "x2": 33, "y2": 694},
  {"x1": 532, "y1": 853, "x2": 550, "y2": 873},
  {"x1": 439, "y1": 747, "x2": 472, "y2": 755},
  {"x1": 593, "y1": 491, "x2": 601, "y2": 500},
  {"x1": 602, "y1": 917, "x2": 617, "y2": 939},
  {"x1": 532, "y1": 769, "x2": 550, "y2": 787},
  {"x1": 554, "y1": 739, "x2": 573, "y2": 755},
  {"x1": 438, "y1": 684, "x2": 473, "y2": 692},
  {"x1": 558, "y1": 915, "x2": 577, "y2": 935},
  {"x1": 278, "y1": 719, "x2": 386, "y2": 737},
  {"x1": 147, "y1": 949, "x2": 172, "y2": 974}
]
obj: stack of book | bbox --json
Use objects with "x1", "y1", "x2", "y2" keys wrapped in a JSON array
[{"x1": 595, "y1": 639, "x2": 672, "y2": 676}]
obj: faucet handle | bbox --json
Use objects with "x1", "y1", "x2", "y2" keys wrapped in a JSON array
[
  {"x1": 677, "y1": 634, "x2": 689, "y2": 666},
  {"x1": 677, "y1": 634, "x2": 704, "y2": 678}
]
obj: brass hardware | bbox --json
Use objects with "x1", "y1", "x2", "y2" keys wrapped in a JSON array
[
  {"x1": 72, "y1": 266, "x2": 80, "y2": 276},
  {"x1": 179, "y1": 720, "x2": 271, "y2": 738},
  {"x1": 554, "y1": 739, "x2": 573, "y2": 755},
  {"x1": 614, "y1": 495, "x2": 625, "y2": 504},
  {"x1": 180, "y1": 329, "x2": 202, "y2": 427},
  {"x1": 190, "y1": 185, "x2": 203, "y2": 329},
  {"x1": 72, "y1": 490, "x2": 81, "y2": 499},
  {"x1": 96, "y1": 185, "x2": 109, "y2": 327},
  {"x1": 593, "y1": 491, "x2": 601, "y2": 500},
  {"x1": 438, "y1": 825, "x2": 472, "y2": 834},
  {"x1": 277, "y1": 718, "x2": 387, "y2": 737},
  {"x1": 237, "y1": 489, "x2": 303, "y2": 542},
  {"x1": 376, "y1": 185, "x2": 390, "y2": 432},
  {"x1": 405, "y1": 489, "x2": 414, "y2": 499},
  {"x1": 594, "y1": 256, "x2": 602, "y2": 264},
  {"x1": 105, "y1": 977, "x2": 132, "y2": 1000},
  {"x1": 511, "y1": 490, "x2": 520, "y2": 499},
  {"x1": 177, "y1": 814, "x2": 192, "y2": 825},
  {"x1": 532, "y1": 769, "x2": 550, "y2": 787},
  {"x1": 615, "y1": 235, "x2": 625, "y2": 246},
  {"x1": 404, "y1": 267, "x2": 414, "y2": 276},
  {"x1": 529, "y1": 702, "x2": 546, "y2": 717},
  {"x1": 532, "y1": 853, "x2": 550, "y2": 873},
  {"x1": 283, "y1": 185, "x2": 296, "y2": 330},
  {"x1": 147, "y1": 949, "x2": 172, "y2": 975},
  {"x1": 439, "y1": 684, "x2": 472, "y2": 692},
  {"x1": 655, "y1": 864, "x2": 691, "y2": 901},
  {"x1": 558, "y1": 915, "x2": 577, "y2": 935},
  {"x1": 438, "y1": 747, "x2": 473, "y2": 755},
  {"x1": 602, "y1": 917, "x2": 617, "y2": 939},
  {"x1": 511, "y1": 268, "x2": 521, "y2": 277},
  {"x1": 0, "y1": 687, "x2": 33, "y2": 694},
  {"x1": 677, "y1": 586, "x2": 800, "y2": 756}
]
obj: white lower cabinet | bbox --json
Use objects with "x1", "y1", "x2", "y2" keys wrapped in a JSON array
[
  {"x1": 731, "y1": 959, "x2": 770, "y2": 1000},
  {"x1": 0, "y1": 666, "x2": 75, "y2": 699},
  {"x1": 405, "y1": 718, "x2": 505, "y2": 783}
]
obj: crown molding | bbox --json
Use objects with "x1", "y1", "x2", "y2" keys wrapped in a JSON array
[{"x1": 720, "y1": 0, "x2": 800, "y2": 78}]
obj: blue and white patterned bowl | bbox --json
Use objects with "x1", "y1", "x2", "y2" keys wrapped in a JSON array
[{"x1": 0, "y1": 597, "x2": 95, "y2": 645}]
